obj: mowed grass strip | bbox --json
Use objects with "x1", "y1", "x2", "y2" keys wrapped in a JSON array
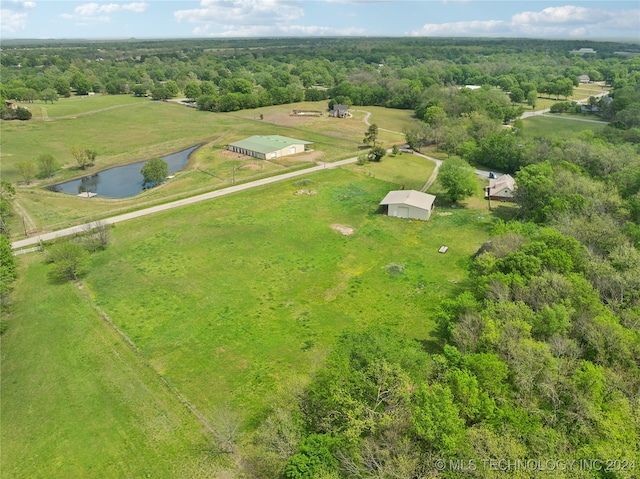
[
  {"x1": 521, "y1": 114, "x2": 606, "y2": 140},
  {"x1": 0, "y1": 256, "x2": 225, "y2": 478},
  {"x1": 24, "y1": 94, "x2": 148, "y2": 120},
  {"x1": 84, "y1": 167, "x2": 492, "y2": 430}
]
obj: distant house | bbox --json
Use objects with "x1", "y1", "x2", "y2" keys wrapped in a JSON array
[
  {"x1": 228, "y1": 135, "x2": 312, "y2": 160},
  {"x1": 578, "y1": 75, "x2": 590, "y2": 83},
  {"x1": 329, "y1": 104, "x2": 349, "y2": 118},
  {"x1": 580, "y1": 104, "x2": 600, "y2": 113},
  {"x1": 486, "y1": 174, "x2": 516, "y2": 202},
  {"x1": 571, "y1": 48, "x2": 597, "y2": 54},
  {"x1": 380, "y1": 190, "x2": 436, "y2": 221}
]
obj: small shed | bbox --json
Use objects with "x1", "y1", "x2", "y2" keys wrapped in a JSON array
[{"x1": 380, "y1": 190, "x2": 436, "y2": 221}]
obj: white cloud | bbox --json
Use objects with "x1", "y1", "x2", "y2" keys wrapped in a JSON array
[
  {"x1": 174, "y1": 0, "x2": 304, "y2": 26},
  {"x1": 413, "y1": 4, "x2": 640, "y2": 37},
  {"x1": 122, "y1": 2, "x2": 147, "y2": 13},
  {"x1": 194, "y1": 23, "x2": 366, "y2": 38},
  {"x1": 511, "y1": 6, "x2": 603, "y2": 26},
  {"x1": 175, "y1": 0, "x2": 370, "y2": 37},
  {"x1": 61, "y1": 2, "x2": 148, "y2": 24},
  {"x1": 1, "y1": 0, "x2": 36, "y2": 33},
  {"x1": 412, "y1": 20, "x2": 508, "y2": 37}
]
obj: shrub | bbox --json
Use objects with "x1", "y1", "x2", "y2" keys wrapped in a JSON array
[{"x1": 47, "y1": 242, "x2": 89, "y2": 281}]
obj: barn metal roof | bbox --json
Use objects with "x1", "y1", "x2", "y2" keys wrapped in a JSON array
[
  {"x1": 380, "y1": 190, "x2": 436, "y2": 210},
  {"x1": 228, "y1": 135, "x2": 312, "y2": 154}
]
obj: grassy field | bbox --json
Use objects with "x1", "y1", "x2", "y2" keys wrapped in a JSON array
[
  {"x1": 21, "y1": 94, "x2": 148, "y2": 120},
  {"x1": 80, "y1": 167, "x2": 492, "y2": 431},
  {"x1": 0, "y1": 256, "x2": 227, "y2": 478},
  {"x1": 3, "y1": 97, "x2": 417, "y2": 237},
  {"x1": 346, "y1": 151, "x2": 436, "y2": 191},
  {"x1": 3, "y1": 101, "x2": 498, "y2": 474},
  {"x1": 521, "y1": 114, "x2": 607, "y2": 140},
  {"x1": 1, "y1": 98, "x2": 371, "y2": 182}
]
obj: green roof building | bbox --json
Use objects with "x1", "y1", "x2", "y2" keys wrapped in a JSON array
[{"x1": 228, "y1": 135, "x2": 312, "y2": 160}]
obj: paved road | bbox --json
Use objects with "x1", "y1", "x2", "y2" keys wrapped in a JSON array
[{"x1": 11, "y1": 157, "x2": 358, "y2": 250}]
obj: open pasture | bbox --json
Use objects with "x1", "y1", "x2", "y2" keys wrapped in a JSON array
[
  {"x1": 521, "y1": 114, "x2": 606, "y2": 139},
  {"x1": 346, "y1": 151, "x2": 436, "y2": 191},
  {"x1": 83, "y1": 167, "x2": 493, "y2": 430},
  {"x1": 1, "y1": 256, "x2": 224, "y2": 479},
  {"x1": 3, "y1": 98, "x2": 367, "y2": 236},
  {"x1": 0, "y1": 98, "x2": 360, "y2": 184},
  {"x1": 23, "y1": 94, "x2": 148, "y2": 120}
]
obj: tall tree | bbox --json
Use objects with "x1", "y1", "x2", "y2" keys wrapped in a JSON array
[
  {"x1": 363, "y1": 123, "x2": 379, "y2": 147},
  {"x1": 70, "y1": 146, "x2": 96, "y2": 170},
  {"x1": 141, "y1": 158, "x2": 169, "y2": 187},
  {"x1": 438, "y1": 156, "x2": 477, "y2": 203}
]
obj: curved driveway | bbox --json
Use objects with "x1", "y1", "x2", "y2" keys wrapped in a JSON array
[{"x1": 11, "y1": 157, "x2": 357, "y2": 250}]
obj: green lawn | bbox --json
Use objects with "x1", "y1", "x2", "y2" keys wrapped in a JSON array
[
  {"x1": 82, "y1": 168, "x2": 493, "y2": 431},
  {"x1": 0, "y1": 256, "x2": 226, "y2": 479},
  {"x1": 3, "y1": 161, "x2": 495, "y2": 474},
  {"x1": 521, "y1": 115, "x2": 606, "y2": 140},
  {"x1": 346, "y1": 151, "x2": 436, "y2": 191},
  {"x1": 3, "y1": 98, "x2": 366, "y2": 236},
  {"x1": 21, "y1": 94, "x2": 148, "y2": 120},
  {"x1": 1, "y1": 99, "x2": 359, "y2": 184}
]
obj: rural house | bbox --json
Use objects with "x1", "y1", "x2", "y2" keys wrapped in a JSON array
[
  {"x1": 578, "y1": 75, "x2": 590, "y2": 83},
  {"x1": 228, "y1": 135, "x2": 312, "y2": 160},
  {"x1": 380, "y1": 190, "x2": 436, "y2": 221},
  {"x1": 486, "y1": 174, "x2": 516, "y2": 202},
  {"x1": 329, "y1": 104, "x2": 349, "y2": 118}
]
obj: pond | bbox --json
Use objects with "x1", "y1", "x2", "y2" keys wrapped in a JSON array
[{"x1": 47, "y1": 145, "x2": 200, "y2": 199}]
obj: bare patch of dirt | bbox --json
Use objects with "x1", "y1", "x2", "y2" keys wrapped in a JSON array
[
  {"x1": 294, "y1": 189, "x2": 317, "y2": 196},
  {"x1": 331, "y1": 224, "x2": 354, "y2": 236},
  {"x1": 437, "y1": 212, "x2": 453, "y2": 216},
  {"x1": 242, "y1": 163, "x2": 262, "y2": 170},
  {"x1": 221, "y1": 149, "x2": 247, "y2": 159}
]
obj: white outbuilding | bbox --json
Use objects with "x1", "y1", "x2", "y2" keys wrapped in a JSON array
[{"x1": 380, "y1": 190, "x2": 436, "y2": 221}]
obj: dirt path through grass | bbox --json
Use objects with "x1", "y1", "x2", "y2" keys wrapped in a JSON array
[{"x1": 355, "y1": 109, "x2": 405, "y2": 136}]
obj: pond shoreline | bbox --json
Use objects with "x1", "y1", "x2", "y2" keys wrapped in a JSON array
[{"x1": 45, "y1": 144, "x2": 202, "y2": 199}]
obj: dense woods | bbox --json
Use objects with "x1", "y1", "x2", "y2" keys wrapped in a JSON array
[
  {"x1": 2, "y1": 37, "x2": 639, "y2": 117},
  {"x1": 2, "y1": 37, "x2": 640, "y2": 477}
]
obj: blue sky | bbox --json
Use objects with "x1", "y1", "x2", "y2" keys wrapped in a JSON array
[{"x1": 1, "y1": 1, "x2": 639, "y2": 40}]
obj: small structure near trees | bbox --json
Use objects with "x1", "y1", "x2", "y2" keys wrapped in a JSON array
[
  {"x1": 380, "y1": 190, "x2": 436, "y2": 221},
  {"x1": 485, "y1": 174, "x2": 516, "y2": 202}
]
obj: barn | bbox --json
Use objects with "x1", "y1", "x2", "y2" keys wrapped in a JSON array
[
  {"x1": 228, "y1": 135, "x2": 312, "y2": 160},
  {"x1": 380, "y1": 190, "x2": 436, "y2": 221}
]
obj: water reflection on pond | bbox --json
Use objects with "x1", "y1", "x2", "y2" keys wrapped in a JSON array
[{"x1": 47, "y1": 145, "x2": 199, "y2": 199}]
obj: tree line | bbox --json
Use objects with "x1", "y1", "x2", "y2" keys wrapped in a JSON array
[{"x1": 2, "y1": 37, "x2": 639, "y2": 116}]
